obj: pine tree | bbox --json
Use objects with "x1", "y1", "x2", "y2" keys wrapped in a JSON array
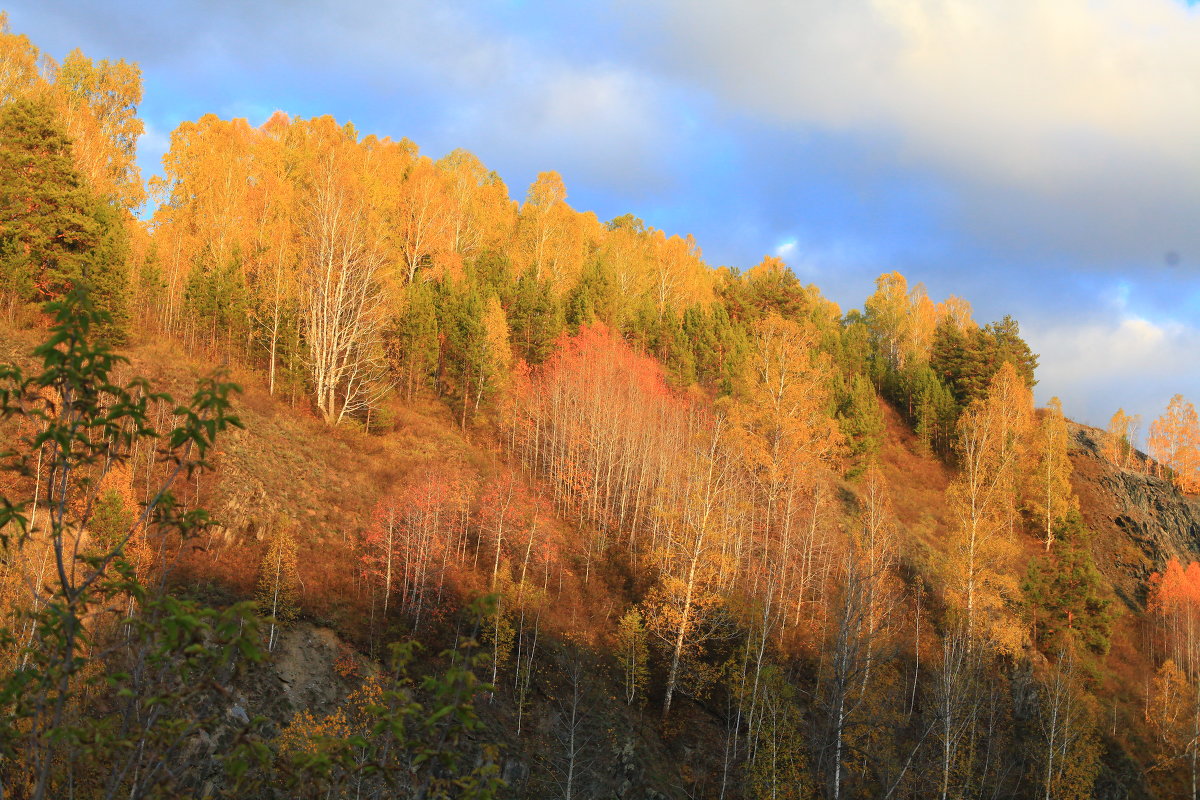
[
  {"x1": 1022, "y1": 512, "x2": 1113, "y2": 657},
  {"x1": 838, "y1": 373, "x2": 885, "y2": 477},
  {"x1": 0, "y1": 97, "x2": 98, "y2": 304},
  {"x1": 508, "y1": 267, "x2": 561, "y2": 364}
]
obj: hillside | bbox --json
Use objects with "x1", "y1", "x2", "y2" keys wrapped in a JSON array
[{"x1": 4, "y1": 12, "x2": 1200, "y2": 800}]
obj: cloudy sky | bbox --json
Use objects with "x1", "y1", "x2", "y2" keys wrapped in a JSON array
[{"x1": 8, "y1": 0, "x2": 1199, "y2": 435}]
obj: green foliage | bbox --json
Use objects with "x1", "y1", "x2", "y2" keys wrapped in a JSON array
[
  {"x1": 564, "y1": 258, "x2": 616, "y2": 330},
  {"x1": 89, "y1": 488, "x2": 134, "y2": 553},
  {"x1": 184, "y1": 249, "x2": 250, "y2": 346},
  {"x1": 84, "y1": 198, "x2": 132, "y2": 343},
  {"x1": 634, "y1": 301, "x2": 697, "y2": 386},
  {"x1": 718, "y1": 262, "x2": 809, "y2": 323},
  {"x1": 0, "y1": 289, "x2": 249, "y2": 798},
  {"x1": 683, "y1": 302, "x2": 748, "y2": 395},
  {"x1": 0, "y1": 96, "x2": 132, "y2": 334},
  {"x1": 0, "y1": 291, "x2": 505, "y2": 799},
  {"x1": 0, "y1": 97, "x2": 97, "y2": 304},
  {"x1": 930, "y1": 315, "x2": 1038, "y2": 409},
  {"x1": 838, "y1": 373, "x2": 885, "y2": 477},
  {"x1": 508, "y1": 267, "x2": 561, "y2": 365},
  {"x1": 1023, "y1": 512, "x2": 1114, "y2": 658},
  {"x1": 386, "y1": 280, "x2": 440, "y2": 399},
  {"x1": 743, "y1": 665, "x2": 814, "y2": 800},
  {"x1": 884, "y1": 362, "x2": 958, "y2": 456},
  {"x1": 272, "y1": 632, "x2": 504, "y2": 800}
]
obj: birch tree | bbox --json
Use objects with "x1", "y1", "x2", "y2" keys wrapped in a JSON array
[{"x1": 300, "y1": 144, "x2": 390, "y2": 425}]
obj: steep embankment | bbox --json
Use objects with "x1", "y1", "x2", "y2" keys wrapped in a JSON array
[{"x1": 1068, "y1": 422, "x2": 1200, "y2": 609}]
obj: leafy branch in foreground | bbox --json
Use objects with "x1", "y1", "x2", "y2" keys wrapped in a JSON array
[{"x1": 0, "y1": 292, "x2": 502, "y2": 799}]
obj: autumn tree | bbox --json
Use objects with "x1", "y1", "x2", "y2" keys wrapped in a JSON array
[
  {"x1": 1103, "y1": 408, "x2": 1139, "y2": 468},
  {"x1": 1027, "y1": 397, "x2": 1077, "y2": 550},
  {"x1": 617, "y1": 607, "x2": 650, "y2": 706},
  {"x1": 817, "y1": 468, "x2": 902, "y2": 800},
  {"x1": 1148, "y1": 395, "x2": 1200, "y2": 494},
  {"x1": 393, "y1": 156, "x2": 451, "y2": 284},
  {"x1": 299, "y1": 130, "x2": 390, "y2": 425},
  {"x1": 1033, "y1": 645, "x2": 1101, "y2": 800},
  {"x1": 946, "y1": 361, "x2": 1033, "y2": 649},
  {"x1": 53, "y1": 48, "x2": 145, "y2": 211},
  {"x1": 732, "y1": 313, "x2": 842, "y2": 645},
  {"x1": 258, "y1": 519, "x2": 300, "y2": 652},
  {"x1": 1146, "y1": 558, "x2": 1200, "y2": 798},
  {"x1": 1148, "y1": 658, "x2": 1200, "y2": 799},
  {"x1": 644, "y1": 412, "x2": 735, "y2": 722}
]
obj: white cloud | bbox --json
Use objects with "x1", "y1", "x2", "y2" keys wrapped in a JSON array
[
  {"x1": 1026, "y1": 313, "x2": 1200, "y2": 430},
  {"x1": 627, "y1": 0, "x2": 1200, "y2": 263}
]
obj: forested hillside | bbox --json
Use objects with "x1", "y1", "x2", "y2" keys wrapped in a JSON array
[{"x1": 2, "y1": 14, "x2": 1200, "y2": 800}]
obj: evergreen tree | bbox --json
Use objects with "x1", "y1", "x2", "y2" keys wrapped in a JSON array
[
  {"x1": 508, "y1": 267, "x2": 561, "y2": 364},
  {"x1": 838, "y1": 373, "x2": 885, "y2": 477},
  {"x1": 564, "y1": 258, "x2": 616, "y2": 330},
  {"x1": 83, "y1": 199, "x2": 131, "y2": 343},
  {"x1": 0, "y1": 97, "x2": 97, "y2": 303},
  {"x1": 1023, "y1": 512, "x2": 1113, "y2": 658},
  {"x1": 387, "y1": 280, "x2": 440, "y2": 400}
]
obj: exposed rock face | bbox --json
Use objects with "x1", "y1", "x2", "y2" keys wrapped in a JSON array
[{"x1": 1068, "y1": 423, "x2": 1200, "y2": 608}]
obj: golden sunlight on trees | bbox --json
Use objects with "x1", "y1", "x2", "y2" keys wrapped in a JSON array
[
  {"x1": 946, "y1": 362, "x2": 1033, "y2": 650},
  {"x1": 1148, "y1": 395, "x2": 1200, "y2": 494},
  {"x1": 1026, "y1": 397, "x2": 1077, "y2": 550}
]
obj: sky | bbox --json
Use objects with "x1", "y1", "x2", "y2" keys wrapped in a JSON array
[{"x1": 7, "y1": 0, "x2": 1199, "y2": 436}]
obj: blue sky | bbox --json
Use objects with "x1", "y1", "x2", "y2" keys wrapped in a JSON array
[{"x1": 7, "y1": 0, "x2": 1199, "y2": 435}]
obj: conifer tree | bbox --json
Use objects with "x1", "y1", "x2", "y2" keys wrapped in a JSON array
[
  {"x1": 1022, "y1": 512, "x2": 1112, "y2": 657},
  {"x1": 0, "y1": 97, "x2": 97, "y2": 304},
  {"x1": 838, "y1": 373, "x2": 885, "y2": 477}
]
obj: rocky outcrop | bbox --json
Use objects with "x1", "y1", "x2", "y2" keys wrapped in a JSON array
[{"x1": 1068, "y1": 423, "x2": 1200, "y2": 608}]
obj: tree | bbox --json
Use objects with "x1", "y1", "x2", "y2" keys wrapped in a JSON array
[
  {"x1": 518, "y1": 171, "x2": 567, "y2": 283},
  {"x1": 644, "y1": 413, "x2": 734, "y2": 722},
  {"x1": 1022, "y1": 512, "x2": 1113, "y2": 657},
  {"x1": 946, "y1": 362, "x2": 1033, "y2": 650},
  {"x1": 1027, "y1": 398, "x2": 1077, "y2": 550},
  {"x1": 394, "y1": 157, "x2": 451, "y2": 285},
  {"x1": 1148, "y1": 658, "x2": 1199, "y2": 799},
  {"x1": 1103, "y1": 408, "x2": 1139, "y2": 469},
  {"x1": 258, "y1": 519, "x2": 300, "y2": 652},
  {"x1": 863, "y1": 271, "x2": 913, "y2": 370},
  {"x1": 0, "y1": 290, "x2": 250, "y2": 799},
  {"x1": 0, "y1": 13, "x2": 47, "y2": 104},
  {"x1": 838, "y1": 374, "x2": 885, "y2": 477},
  {"x1": 542, "y1": 652, "x2": 598, "y2": 800},
  {"x1": 0, "y1": 97, "x2": 98, "y2": 307},
  {"x1": 53, "y1": 48, "x2": 145, "y2": 211},
  {"x1": 1033, "y1": 645, "x2": 1101, "y2": 800},
  {"x1": 617, "y1": 607, "x2": 650, "y2": 706},
  {"x1": 818, "y1": 468, "x2": 901, "y2": 800},
  {"x1": 300, "y1": 141, "x2": 390, "y2": 425},
  {"x1": 1148, "y1": 395, "x2": 1200, "y2": 494}
]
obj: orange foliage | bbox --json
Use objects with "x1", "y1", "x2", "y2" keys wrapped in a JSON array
[{"x1": 1147, "y1": 395, "x2": 1200, "y2": 494}]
